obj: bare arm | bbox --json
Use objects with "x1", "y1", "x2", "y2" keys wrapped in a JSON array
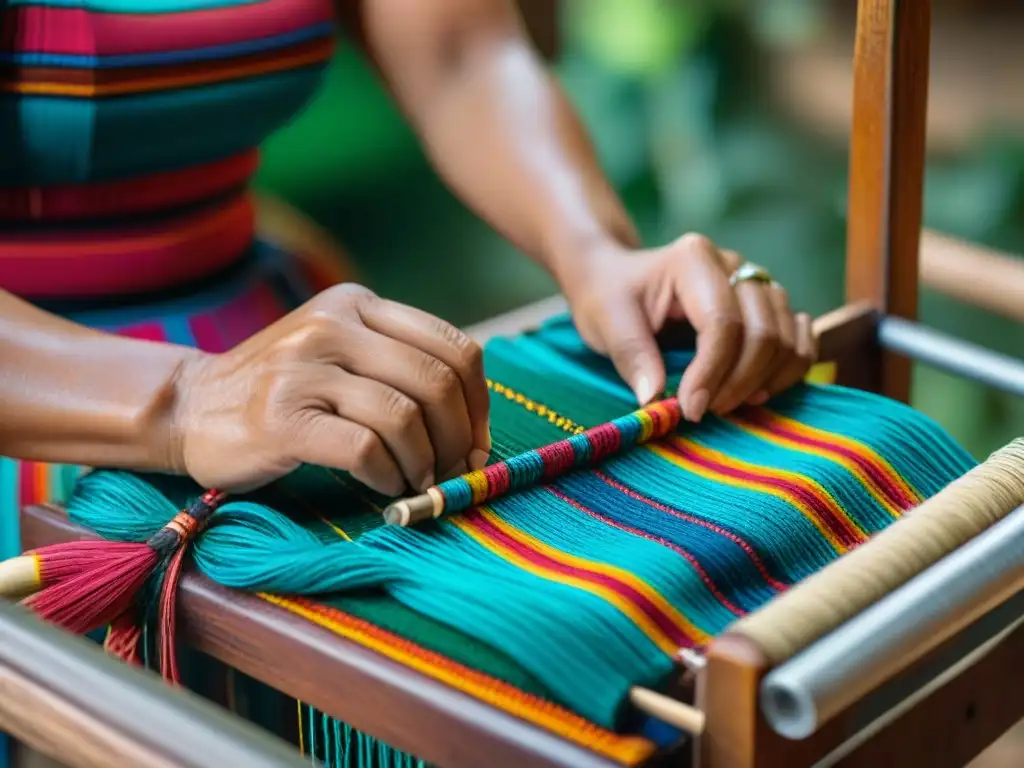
[
  {"x1": 0, "y1": 289, "x2": 192, "y2": 471},
  {"x1": 338, "y1": 0, "x2": 638, "y2": 289}
]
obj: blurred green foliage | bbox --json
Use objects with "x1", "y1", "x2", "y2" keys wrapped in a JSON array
[{"x1": 257, "y1": 1, "x2": 1024, "y2": 457}]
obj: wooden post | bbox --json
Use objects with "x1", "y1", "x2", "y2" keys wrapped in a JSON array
[{"x1": 844, "y1": 0, "x2": 931, "y2": 401}]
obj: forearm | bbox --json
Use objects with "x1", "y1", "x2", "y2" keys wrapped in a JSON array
[
  {"x1": 350, "y1": 0, "x2": 638, "y2": 289},
  {"x1": 413, "y1": 39, "x2": 638, "y2": 285},
  {"x1": 0, "y1": 290, "x2": 194, "y2": 471}
]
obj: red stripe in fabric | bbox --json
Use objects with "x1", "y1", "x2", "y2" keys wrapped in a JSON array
[
  {"x1": 461, "y1": 509, "x2": 690, "y2": 647},
  {"x1": 0, "y1": 152, "x2": 258, "y2": 223},
  {"x1": 0, "y1": 0, "x2": 333, "y2": 57},
  {"x1": 0, "y1": 195, "x2": 254, "y2": 298}
]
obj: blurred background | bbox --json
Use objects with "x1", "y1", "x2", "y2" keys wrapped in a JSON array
[{"x1": 255, "y1": 0, "x2": 1024, "y2": 461}]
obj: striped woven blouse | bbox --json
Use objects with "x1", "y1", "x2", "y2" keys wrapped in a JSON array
[{"x1": 0, "y1": 0, "x2": 336, "y2": 300}]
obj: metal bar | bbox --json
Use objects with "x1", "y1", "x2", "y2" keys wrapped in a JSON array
[
  {"x1": 879, "y1": 316, "x2": 1024, "y2": 396},
  {"x1": 0, "y1": 602, "x2": 309, "y2": 768},
  {"x1": 760, "y1": 505, "x2": 1024, "y2": 740}
]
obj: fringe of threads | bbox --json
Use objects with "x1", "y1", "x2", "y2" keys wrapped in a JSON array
[{"x1": 302, "y1": 704, "x2": 428, "y2": 768}]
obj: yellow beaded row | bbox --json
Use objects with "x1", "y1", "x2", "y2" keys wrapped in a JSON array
[{"x1": 486, "y1": 379, "x2": 586, "y2": 436}]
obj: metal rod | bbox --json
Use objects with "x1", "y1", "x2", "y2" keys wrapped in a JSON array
[
  {"x1": 0, "y1": 602, "x2": 309, "y2": 767},
  {"x1": 760, "y1": 505, "x2": 1024, "y2": 740},
  {"x1": 878, "y1": 316, "x2": 1024, "y2": 397}
]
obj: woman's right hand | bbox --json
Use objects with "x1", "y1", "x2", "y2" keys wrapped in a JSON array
[{"x1": 171, "y1": 284, "x2": 491, "y2": 495}]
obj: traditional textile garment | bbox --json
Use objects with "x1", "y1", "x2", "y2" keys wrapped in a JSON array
[
  {"x1": 61, "y1": 316, "x2": 976, "y2": 766},
  {"x1": 0, "y1": 0, "x2": 340, "y2": 555},
  {"x1": 0, "y1": 4, "x2": 338, "y2": 759}
]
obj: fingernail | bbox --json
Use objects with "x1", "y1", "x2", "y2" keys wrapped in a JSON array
[
  {"x1": 749, "y1": 390, "x2": 770, "y2": 406},
  {"x1": 469, "y1": 449, "x2": 489, "y2": 471},
  {"x1": 687, "y1": 389, "x2": 710, "y2": 423},
  {"x1": 635, "y1": 375, "x2": 657, "y2": 406},
  {"x1": 417, "y1": 470, "x2": 435, "y2": 493}
]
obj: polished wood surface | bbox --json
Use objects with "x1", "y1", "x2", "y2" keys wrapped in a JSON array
[
  {"x1": 17, "y1": 505, "x2": 632, "y2": 768},
  {"x1": 0, "y1": 602, "x2": 307, "y2": 768},
  {"x1": 920, "y1": 231, "x2": 1024, "y2": 324},
  {"x1": 845, "y1": 0, "x2": 931, "y2": 401},
  {"x1": 699, "y1": 613, "x2": 1024, "y2": 768}
]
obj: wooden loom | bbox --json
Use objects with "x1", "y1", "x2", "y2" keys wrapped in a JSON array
[{"x1": 7, "y1": 0, "x2": 1024, "y2": 766}]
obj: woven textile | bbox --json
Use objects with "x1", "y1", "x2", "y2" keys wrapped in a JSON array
[{"x1": 68, "y1": 315, "x2": 976, "y2": 764}]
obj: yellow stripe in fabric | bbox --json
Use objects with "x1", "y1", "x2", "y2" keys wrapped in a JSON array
[
  {"x1": 649, "y1": 439, "x2": 857, "y2": 553},
  {"x1": 262, "y1": 595, "x2": 656, "y2": 766},
  {"x1": 452, "y1": 508, "x2": 706, "y2": 652},
  {"x1": 727, "y1": 415, "x2": 905, "y2": 518},
  {"x1": 6, "y1": 42, "x2": 334, "y2": 98},
  {"x1": 751, "y1": 409, "x2": 921, "y2": 507}
]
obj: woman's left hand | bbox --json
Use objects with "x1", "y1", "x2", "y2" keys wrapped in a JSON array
[{"x1": 565, "y1": 233, "x2": 817, "y2": 423}]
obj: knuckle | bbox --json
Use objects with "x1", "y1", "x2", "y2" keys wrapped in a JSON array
[
  {"x1": 382, "y1": 389, "x2": 422, "y2": 431},
  {"x1": 278, "y1": 313, "x2": 344, "y2": 359},
  {"x1": 750, "y1": 325, "x2": 780, "y2": 350},
  {"x1": 706, "y1": 312, "x2": 744, "y2": 339},
  {"x1": 456, "y1": 336, "x2": 484, "y2": 375},
  {"x1": 420, "y1": 357, "x2": 460, "y2": 404},
  {"x1": 320, "y1": 282, "x2": 376, "y2": 307},
  {"x1": 678, "y1": 232, "x2": 715, "y2": 254}
]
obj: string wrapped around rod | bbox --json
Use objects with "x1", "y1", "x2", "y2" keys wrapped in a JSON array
[
  {"x1": 383, "y1": 398, "x2": 684, "y2": 526},
  {"x1": 729, "y1": 437, "x2": 1024, "y2": 666}
]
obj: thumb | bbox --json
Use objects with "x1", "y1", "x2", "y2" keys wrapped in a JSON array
[{"x1": 598, "y1": 297, "x2": 665, "y2": 406}]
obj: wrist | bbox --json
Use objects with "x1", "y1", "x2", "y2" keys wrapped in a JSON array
[
  {"x1": 155, "y1": 347, "x2": 216, "y2": 478},
  {"x1": 548, "y1": 233, "x2": 635, "y2": 303}
]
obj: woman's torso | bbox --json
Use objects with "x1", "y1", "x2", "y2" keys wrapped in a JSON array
[{"x1": 0, "y1": 0, "x2": 336, "y2": 303}]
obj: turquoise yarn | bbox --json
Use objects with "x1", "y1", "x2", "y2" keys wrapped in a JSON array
[{"x1": 64, "y1": 315, "x2": 978, "y2": 730}]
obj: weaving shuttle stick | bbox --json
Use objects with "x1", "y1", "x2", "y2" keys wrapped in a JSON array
[{"x1": 383, "y1": 398, "x2": 684, "y2": 526}]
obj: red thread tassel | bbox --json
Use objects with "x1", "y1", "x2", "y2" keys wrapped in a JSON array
[
  {"x1": 105, "y1": 610, "x2": 145, "y2": 667},
  {"x1": 25, "y1": 543, "x2": 158, "y2": 635},
  {"x1": 158, "y1": 546, "x2": 189, "y2": 684},
  {"x1": 22, "y1": 489, "x2": 226, "y2": 679}
]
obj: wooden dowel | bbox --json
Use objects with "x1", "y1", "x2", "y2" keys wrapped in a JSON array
[
  {"x1": 0, "y1": 555, "x2": 41, "y2": 601},
  {"x1": 920, "y1": 230, "x2": 1024, "y2": 323},
  {"x1": 628, "y1": 687, "x2": 705, "y2": 735}
]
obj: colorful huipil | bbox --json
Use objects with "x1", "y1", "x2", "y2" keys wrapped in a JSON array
[
  {"x1": 0, "y1": 3, "x2": 337, "y2": 762},
  {"x1": 0, "y1": 0, "x2": 339, "y2": 553}
]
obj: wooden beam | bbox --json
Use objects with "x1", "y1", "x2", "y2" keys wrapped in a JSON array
[{"x1": 845, "y1": 0, "x2": 931, "y2": 401}]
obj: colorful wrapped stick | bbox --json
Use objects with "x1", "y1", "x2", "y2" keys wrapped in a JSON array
[{"x1": 382, "y1": 398, "x2": 684, "y2": 526}]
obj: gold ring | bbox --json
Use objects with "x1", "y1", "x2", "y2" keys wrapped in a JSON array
[{"x1": 728, "y1": 262, "x2": 773, "y2": 287}]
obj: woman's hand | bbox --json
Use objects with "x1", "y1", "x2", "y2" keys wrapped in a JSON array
[
  {"x1": 566, "y1": 234, "x2": 818, "y2": 422},
  {"x1": 172, "y1": 284, "x2": 490, "y2": 495}
]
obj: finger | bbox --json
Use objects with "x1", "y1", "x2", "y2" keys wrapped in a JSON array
[
  {"x1": 598, "y1": 293, "x2": 665, "y2": 405},
  {"x1": 673, "y1": 240, "x2": 743, "y2": 421},
  {"x1": 359, "y1": 298, "x2": 491, "y2": 469},
  {"x1": 754, "y1": 282, "x2": 798, "y2": 402},
  {"x1": 322, "y1": 369, "x2": 436, "y2": 492},
  {"x1": 789, "y1": 312, "x2": 818, "y2": 387},
  {"x1": 290, "y1": 414, "x2": 405, "y2": 497},
  {"x1": 331, "y1": 324, "x2": 473, "y2": 481},
  {"x1": 710, "y1": 280, "x2": 780, "y2": 415}
]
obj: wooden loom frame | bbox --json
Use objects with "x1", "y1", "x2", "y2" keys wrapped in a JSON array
[{"x1": 11, "y1": 0, "x2": 1024, "y2": 766}]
